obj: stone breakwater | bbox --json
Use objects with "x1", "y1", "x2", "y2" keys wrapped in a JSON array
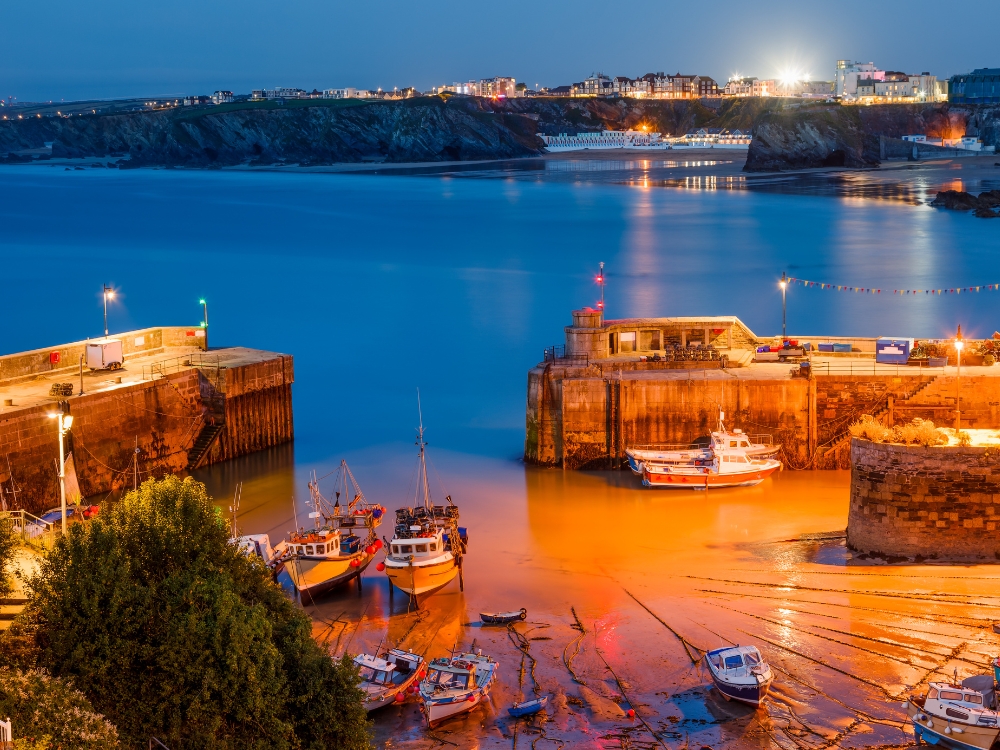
[{"x1": 848, "y1": 437, "x2": 1000, "y2": 560}]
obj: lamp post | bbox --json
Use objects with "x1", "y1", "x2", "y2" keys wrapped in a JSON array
[
  {"x1": 597, "y1": 263, "x2": 605, "y2": 315},
  {"x1": 48, "y1": 403, "x2": 74, "y2": 535},
  {"x1": 199, "y1": 298, "x2": 208, "y2": 349},
  {"x1": 102, "y1": 284, "x2": 115, "y2": 337},
  {"x1": 779, "y1": 272, "x2": 788, "y2": 341},
  {"x1": 955, "y1": 326, "x2": 964, "y2": 430}
]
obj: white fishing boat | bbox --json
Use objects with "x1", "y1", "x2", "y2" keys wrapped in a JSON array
[
  {"x1": 705, "y1": 645, "x2": 773, "y2": 706},
  {"x1": 419, "y1": 650, "x2": 499, "y2": 727},
  {"x1": 905, "y1": 676, "x2": 1000, "y2": 750},
  {"x1": 383, "y1": 398, "x2": 468, "y2": 599},
  {"x1": 277, "y1": 461, "x2": 385, "y2": 598},
  {"x1": 354, "y1": 649, "x2": 425, "y2": 711},
  {"x1": 634, "y1": 413, "x2": 781, "y2": 489}
]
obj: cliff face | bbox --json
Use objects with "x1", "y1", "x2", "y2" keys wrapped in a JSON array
[
  {"x1": 0, "y1": 96, "x2": 784, "y2": 168},
  {"x1": 745, "y1": 103, "x2": 997, "y2": 171}
]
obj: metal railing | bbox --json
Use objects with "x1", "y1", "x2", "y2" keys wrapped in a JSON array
[
  {"x1": 142, "y1": 353, "x2": 225, "y2": 383},
  {"x1": 0, "y1": 509, "x2": 57, "y2": 550},
  {"x1": 542, "y1": 346, "x2": 589, "y2": 367},
  {"x1": 808, "y1": 360, "x2": 940, "y2": 376}
]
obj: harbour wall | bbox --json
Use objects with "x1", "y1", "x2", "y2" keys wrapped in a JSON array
[
  {"x1": 848, "y1": 438, "x2": 1000, "y2": 560},
  {"x1": 0, "y1": 347, "x2": 293, "y2": 514},
  {"x1": 526, "y1": 366, "x2": 1000, "y2": 470}
]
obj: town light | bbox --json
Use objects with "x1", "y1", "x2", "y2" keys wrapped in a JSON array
[
  {"x1": 102, "y1": 284, "x2": 116, "y2": 337},
  {"x1": 49, "y1": 403, "x2": 73, "y2": 534},
  {"x1": 955, "y1": 326, "x2": 964, "y2": 430},
  {"x1": 779, "y1": 272, "x2": 788, "y2": 339}
]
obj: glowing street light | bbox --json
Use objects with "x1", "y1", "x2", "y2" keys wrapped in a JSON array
[
  {"x1": 779, "y1": 272, "x2": 788, "y2": 340},
  {"x1": 597, "y1": 262, "x2": 605, "y2": 312},
  {"x1": 48, "y1": 403, "x2": 74, "y2": 534},
  {"x1": 102, "y1": 283, "x2": 116, "y2": 337},
  {"x1": 199, "y1": 298, "x2": 209, "y2": 349},
  {"x1": 955, "y1": 325, "x2": 964, "y2": 430}
]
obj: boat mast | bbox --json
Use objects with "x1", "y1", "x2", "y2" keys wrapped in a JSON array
[{"x1": 417, "y1": 390, "x2": 431, "y2": 511}]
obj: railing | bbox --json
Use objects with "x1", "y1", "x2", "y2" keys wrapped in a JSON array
[
  {"x1": 0, "y1": 509, "x2": 57, "y2": 550},
  {"x1": 0, "y1": 717, "x2": 11, "y2": 745},
  {"x1": 142, "y1": 353, "x2": 225, "y2": 384},
  {"x1": 542, "y1": 346, "x2": 589, "y2": 367},
  {"x1": 150, "y1": 738, "x2": 171, "y2": 750},
  {"x1": 808, "y1": 360, "x2": 939, "y2": 376}
]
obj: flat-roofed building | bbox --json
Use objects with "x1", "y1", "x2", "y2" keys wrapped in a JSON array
[{"x1": 949, "y1": 68, "x2": 1000, "y2": 104}]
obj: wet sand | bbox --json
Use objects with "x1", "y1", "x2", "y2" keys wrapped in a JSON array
[{"x1": 199, "y1": 448, "x2": 999, "y2": 749}]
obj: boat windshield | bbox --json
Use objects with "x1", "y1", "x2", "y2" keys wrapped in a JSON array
[
  {"x1": 723, "y1": 655, "x2": 744, "y2": 669},
  {"x1": 426, "y1": 669, "x2": 471, "y2": 689},
  {"x1": 744, "y1": 650, "x2": 761, "y2": 666},
  {"x1": 358, "y1": 667, "x2": 388, "y2": 683}
]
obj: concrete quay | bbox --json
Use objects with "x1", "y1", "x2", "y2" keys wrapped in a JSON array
[
  {"x1": 0, "y1": 328, "x2": 293, "y2": 513},
  {"x1": 526, "y1": 309, "x2": 1000, "y2": 470}
]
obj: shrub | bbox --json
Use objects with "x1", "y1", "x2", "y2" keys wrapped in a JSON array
[
  {"x1": 849, "y1": 415, "x2": 893, "y2": 443},
  {"x1": 956, "y1": 430, "x2": 973, "y2": 447},
  {"x1": 20, "y1": 476, "x2": 371, "y2": 750},
  {"x1": 0, "y1": 667, "x2": 118, "y2": 749},
  {"x1": 985, "y1": 354, "x2": 996, "y2": 366},
  {"x1": 0, "y1": 515, "x2": 15, "y2": 599}
]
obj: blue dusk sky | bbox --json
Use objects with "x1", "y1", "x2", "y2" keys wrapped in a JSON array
[{"x1": 1, "y1": 0, "x2": 995, "y2": 102}]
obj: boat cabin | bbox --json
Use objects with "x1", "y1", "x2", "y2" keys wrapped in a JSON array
[
  {"x1": 236, "y1": 533, "x2": 275, "y2": 562},
  {"x1": 389, "y1": 528, "x2": 445, "y2": 560},
  {"x1": 355, "y1": 654, "x2": 397, "y2": 685},
  {"x1": 707, "y1": 645, "x2": 765, "y2": 676},
  {"x1": 425, "y1": 661, "x2": 476, "y2": 691},
  {"x1": 287, "y1": 528, "x2": 363, "y2": 558},
  {"x1": 923, "y1": 678, "x2": 998, "y2": 719}
]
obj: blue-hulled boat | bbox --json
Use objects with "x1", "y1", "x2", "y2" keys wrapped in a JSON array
[
  {"x1": 704, "y1": 645, "x2": 773, "y2": 707},
  {"x1": 508, "y1": 696, "x2": 547, "y2": 717}
]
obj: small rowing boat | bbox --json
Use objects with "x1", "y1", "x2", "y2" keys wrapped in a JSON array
[
  {"x1": 508, "y1": 695, "x2": 547, "y2": 717},
  {"x1": 354, "y1": 649, "x2": 425, "y2": 712},
  {"x1": 419, "y1": 650, "x2": 499, "y2": 727},
  {"x1": 705, "y1": 644, "x2": 773, "y2": 706},
  {"x1": 481, "y1": 608, "x2": 527, "y2": 625}
]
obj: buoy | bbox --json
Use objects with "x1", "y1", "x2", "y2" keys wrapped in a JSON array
[
  {"x1": 901, "y1": 701, "x2": 909, "y2": 709},
  {"x1": 627, "y1": 709, "x2": 635, "y2": 718},
  {"x1": 395, "y1": 692, "x2": 405, "y2": 703},
  {"x1": 945, "y1": 727, "x2": 951, "y2": 735},
  {"x1": 374, "y1": 539, "x2": 383, "y2": 549},
  {"x1": 350, "y1": 559, "x2": 360, "y2": 567},
  {"x1": 467, "y1": 693, "x2": 476, "y2": 702},
  {"x1": 376, "y1": 562, "x2": 385, "y2": 572},
  {"x1": 365, "y1": 545, "x2": 375, "y2": 555}
]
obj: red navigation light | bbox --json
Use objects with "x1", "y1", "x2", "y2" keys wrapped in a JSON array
[
  {"x1": 597, "y1": 301, "x2": 604, "y2": 309},
  {"x1": 597, "y1": 275, "x2": 604, "y2": 284}
]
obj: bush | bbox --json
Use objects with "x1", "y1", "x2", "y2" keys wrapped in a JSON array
[
  {"x1": 985, "y1": 354, "x2": 996, "y2": 366},
  {"x1": 849, "y1": 417, "x2": 947, "y2": 447},
  {"x1": 956, "y1": 430, "x2": 973, "y2": 447},
  {"x1": 0, "y1": 516, "x2": 15, "y2": 599},
  {"x1": 849, "y1": 415, "x2": 893, "y2": 443},
  {"x1": 0, "y1": 667, "x2": 118, "y2": 749},
  {"x1": 19, "y1": 476, "x2": 371, "y2": 750}
]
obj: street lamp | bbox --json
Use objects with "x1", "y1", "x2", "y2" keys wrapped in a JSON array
[
  {"x1": 48, "y1": 402, "x2": 74, "y2": 535},
  {"x1": 102, "y1": 284, "x2": 115, "y2": 337},
  {"x1": 955, "y1": 325, "x2": 964, "y2": 430},
  {"x1": 199, "y1": 298, "x2": 209, "y2": 349},
  {"x1": 596, "y1": 263, "x2": 605, "y2": 313},
  {"x1": 779, "y1": 272, "x2": 788, "y2": 341}
]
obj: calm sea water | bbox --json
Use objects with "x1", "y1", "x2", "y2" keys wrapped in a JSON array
[
  {"x1": 4, "y1": 163, "x2": 1000, "y2": 747},
  {"x1": 2, "y1": 163, "x2": 999, "y2": 464}
]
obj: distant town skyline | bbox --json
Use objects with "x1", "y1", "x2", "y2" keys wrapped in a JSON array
[{"x1": 1, "y1": 0, "x2": 996, "y2": 102}]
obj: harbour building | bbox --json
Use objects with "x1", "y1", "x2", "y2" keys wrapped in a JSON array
[{"x1": 949, "y1": 68, "x2": 1000, "y2": 104}]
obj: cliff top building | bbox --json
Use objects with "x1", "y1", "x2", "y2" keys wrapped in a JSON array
[{"x1": 949, "y1": 68, "x2": 1000, "y2": 104}]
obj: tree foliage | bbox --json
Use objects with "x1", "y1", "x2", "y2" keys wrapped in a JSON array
[
  {"x1": 0, "y1": 667, "x2": 119, "y2": 749},
  {"x1": 0, "y1": 515, "x2": 16, "y2": 599},
  {"x1": 20, "y1": 476, "x2": 371, "y2": 750}
]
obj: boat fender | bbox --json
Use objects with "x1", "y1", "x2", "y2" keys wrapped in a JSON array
[
  {"x1": 944, "y1": 727, "x2": 951, "y2": 735},
  {"x1": 927, "y1": 720, "x2": 933, "y2": 729},
  {"x1": 902, "y1": 701, "x2": 909, "y2": 709},
  {"x1": 953, "y1": 728, "x2": 964, "y2": 734},
  {"x1": 467, "y1": 693, "x2": 477, "y2": 702},
  {"x1": 395, "y1": 692, "x2": 405, "y2": 703}
]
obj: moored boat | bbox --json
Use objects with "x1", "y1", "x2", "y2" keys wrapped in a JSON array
[
  {"x1": 354, "y1": 648, "x2": 425, "y2": 712},
  {"x1": 383, "y1": 400, "x2": 468, "y2": 599},
  {"x1": 419, "y1": 651, "x2": 499, "y2": 727},
  {"x1": 704, "y1": 645, "x2": 773, "y2": 706},
  {"x1": 481, "y1": 608, "x2": 527, "y2": 625},
  {"x1": 905, "y1": 677, "x2": 1000, "y2": 750},
  {"x1": 508, "y1": 695, "x2": 548, "y2": 718},
  {"x1": 280, "y1": 461, "x2": 385, "y2": 599}
]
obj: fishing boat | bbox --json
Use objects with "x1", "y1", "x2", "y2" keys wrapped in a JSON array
[
  {"x1": 354, "y1": 649, "x2": 425, "y2": 712},
  {"x1": 904, "y1": 676, "x2": 1000, "y2": 749},
  {"x1": 508, "y1": 695, "x2": 548, "y2": 718},
  {"x1": 277, "y1": 461, "x2": 385, "y2": 598},
  {"x1": 383, "y1": 400, "x2": 468, "y2": 599},
  {"x1": 626, "y1": 434, "x2": 778, "y2": 475},
  {"x1": 704, "y1": 645, "x2": 773, "y2": 706},
  {"x1": 419, "y1": 650, "x2": 499, "y2": 727},
  {"x1": 480, "y1": 609, "x2": 527, "y2": 625}
]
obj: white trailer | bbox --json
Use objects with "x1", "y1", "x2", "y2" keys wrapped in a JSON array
[{"x1": 86, "y1": 338, "x2": 124, "y2": 370}]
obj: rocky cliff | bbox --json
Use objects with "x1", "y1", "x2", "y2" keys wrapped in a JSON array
[
  {"x1": 0, "y1": 96, "x2": 780, "y2": 168},
  {"x1": 745, "y1": 103, "x2": 998, "y2": 171}
]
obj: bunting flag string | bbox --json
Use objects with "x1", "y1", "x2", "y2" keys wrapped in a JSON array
[{"x1": 787, "y1": 277, "x2": 998, "y2": 296}]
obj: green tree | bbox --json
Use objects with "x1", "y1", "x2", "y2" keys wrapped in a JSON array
[
  {"x1": 0, "y1": 667, "x2": 118, "y2": 749},
  {"x1": 0, "y1": 515, "x2": 16, "y2": 599},
  {"x1": 21, "y1": 476, "x2": 371, "y2": 750}
]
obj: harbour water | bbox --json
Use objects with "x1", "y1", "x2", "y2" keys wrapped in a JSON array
[{"x1": 3, "y1": 160, "x2": 1000, "y2": 748}]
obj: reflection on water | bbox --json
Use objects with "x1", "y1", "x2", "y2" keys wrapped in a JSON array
[{"x1": 196, "y1": 452, "x2": 1000, "y2": 748}]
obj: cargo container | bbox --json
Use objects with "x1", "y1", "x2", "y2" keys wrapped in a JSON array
[
  {"x1": 86, "y1": 338, "x2": 124, "y2": 370},
  {"x1": 875, "y1": 338, "x2": 914, "y2": 365}
]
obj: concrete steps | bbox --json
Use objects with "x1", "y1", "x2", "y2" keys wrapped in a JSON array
[{"x1": 0, "y1": 598, "x2": 27, "y2": 630}]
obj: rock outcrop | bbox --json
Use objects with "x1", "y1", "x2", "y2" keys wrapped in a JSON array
[{"x1": 932, "y1": 189, "x2": 1000, "y2": 218}]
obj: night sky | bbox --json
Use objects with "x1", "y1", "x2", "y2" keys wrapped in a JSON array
[{"x1": 1, "y1": 0, "x2": 996, "y2": 101}]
